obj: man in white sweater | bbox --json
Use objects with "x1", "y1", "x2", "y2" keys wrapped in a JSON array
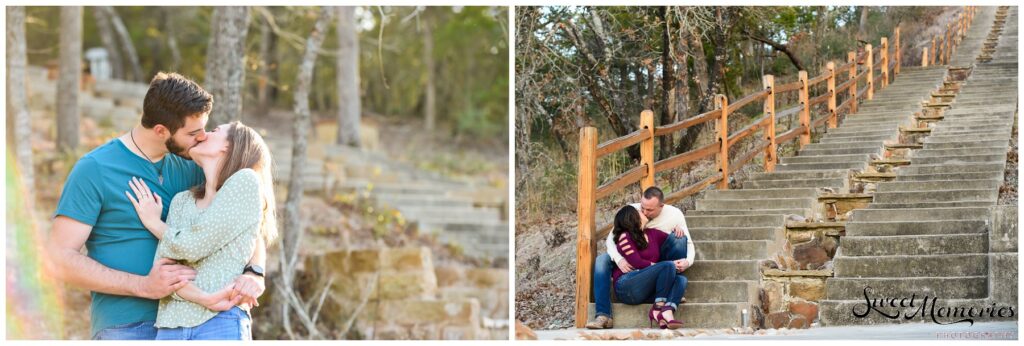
[{"x1": 585, "y1": 187, "x2": 695, "y2": 329}]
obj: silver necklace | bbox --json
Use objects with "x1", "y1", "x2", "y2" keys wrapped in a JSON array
[{"x1": 130, "y1": 128, "x2": 164, "y2": 184}]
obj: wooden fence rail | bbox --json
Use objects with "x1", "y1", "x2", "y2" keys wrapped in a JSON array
[{"x1": 574, "y1": 6, "x2": 974, "y2": 327}]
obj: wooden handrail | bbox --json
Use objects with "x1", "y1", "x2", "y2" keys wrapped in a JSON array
[
  {"x1": 653, "y1": 109, "x2": 719, "y2": 137},
  {"x1": 728, "y1": 89, "x2": 770, "y2": 114},
  {"x1": 595, "y1": 128, "x2": 650, "y2": 158},
  {"x1": 727, "y1": 114, "x2": 770, "y2": 146},
  {"x1": 807, "y1": 72, "x2": 829, "y2": 86},
  {"x1": 653, "y1": 141, "x2": 718, "y2": 174},
  {"x1": 777, "y1": 124, "x2": 807, "y2": 144},
  {"x1": 775, "y1": 79, "x2": 803, "y2": 94},
  {"x1": 595, "y1": 164, "x2": 647, "y2": 200},
  {"x1": 730, "y1": 140, "x2": 771, "y2": 175}
]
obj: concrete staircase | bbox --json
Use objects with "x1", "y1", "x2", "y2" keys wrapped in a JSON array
[
  {"x1": 587, "y1": 63, "x2": 950, "y2": 330},
  {"x1": 820, "y1": 6, "x2": 1018, "y2": 326},
  {"x1": 587, "y1": 7, "x2": 1018, "y2": 330},
  {"x1": 268, "y1": 134, "x2": 510, "y2": 263}
]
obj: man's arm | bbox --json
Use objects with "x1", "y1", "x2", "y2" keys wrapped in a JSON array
[
  {"x1": 605, "y1": 231, "x2": 623, "y2": 263},
  {"x1": 47, "y1": 216, "x2": 195, "y2": 299}
]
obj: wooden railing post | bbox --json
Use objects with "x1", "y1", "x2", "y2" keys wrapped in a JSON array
[
  {"x1": 715, "y1": 94, "x2": 729, "y2": 189},
  {"x1": 881, "y1": 37, "x2": 889, "y2": 88},
  {"x1": 826, "y1": 62, "x2": 837, "y2": 128},
  {"x1": 763, "y1": 75, "x2": 777, "y2": 172},
  {"x1": 575, "y1": 127, "x2": 597, "y2": 328},
  {"x1": 895, "y1": 26, "x2": 901, "y2": 75},
  {"x1": 866, "y1": 43, "x2": 874, "y2": 100},
  {"x1": 922, "y1": 47, "x2": 929, "y2": 67},
  {"x1": 639, "y1": 110, "x2": 655, "y2": 190},
  {"x1": 930, "y1": 36, "x2": 937, "y2": 66},
  {"x1": 797, "y1": 71, "x2": 810, "y2": 148},
  {"x1": 848, "y1": 51, "x2": 858, "y2": 114}
]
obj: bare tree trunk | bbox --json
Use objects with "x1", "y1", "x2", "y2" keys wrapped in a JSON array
[
  {"x1": 57, "y1": 6, "x2": 82, "y2": 154},
  {"x1": 205, "y1": 6, "x2": 250, "y2": 125},
  {"x1": 99, "y1": 6, "x2": 142, "y2": 82},
  {"x1": 8, "y1": 6, "x2": 34, "y2": 191},
  {"x1": 690, "y1": 32, "x2": 710, "y2": 109},
  {"x1": 256, "y1": 13, "x2": 271, "y2": 118},
  {"x1": 702, "y1": 7, "x2": 729, "y2": 113},
  {"x1": 858, "y1": 7, "x2": 870, "y2": 42},
  {"x1": 91, "y1": 7, "x2": 123, "y2": 79},
  {"x1": 423, "y1": 16, "x2": 437, "y2": 132},
  {"x1": 163, "y1": 8, "x2": 182, "y2": 71},
  {"x1": 281, "y1": 7, "x2": 332, "y2": 340},
  {"x1": 336, "y1": 6, "x2": 361, "y2": 147},
  {"x1": 659, "y1": 7, "x2": 675, "y2": 159}
]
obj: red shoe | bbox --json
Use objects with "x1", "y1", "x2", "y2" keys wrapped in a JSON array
[
  {"x1": 648, "y1": 303, "x2": 667, "y2": 329},
  {"x1": 659, "y1": 306, "x2": 684, "y2": 330}
]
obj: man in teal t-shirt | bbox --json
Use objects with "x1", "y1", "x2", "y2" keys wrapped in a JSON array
[{"x1": 48, "y1": 73, "x2": 267, "y2": 339}]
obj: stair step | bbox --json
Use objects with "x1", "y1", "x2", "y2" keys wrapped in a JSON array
[
  {"x1": 781, "y1": 154, "x2": 869, "y2": 164},
  {"x1": 705, "y1": 188, "x2": 818, "y2": 199},
  {"x1": 833, "y1": 254, "x2": 988, "y2": 277},
  {"x1": 688, "y1": 209, "x2": 808, "y2": 217},
  {"x1": 686, "y1": 214, "x2": 784, "y2": 228},
  {"x1": 897, "y1": 162, "x2": 1005, "y2": 175},
  {"x1": 876, "y1": 179, "x2": 1002, "y2": 192},
  {"x1": 840, "y1": 234, "x2": 988, "y2": 256},
  {"x1": 850, "y1": 207, "x2": 991, "y2": 222},
  {"x1": 744, "y1": 177, "x2": 846, "y2": 189},
  {"x1": 872, "y1": 189, "x2": 997, "y2": 204},
  {"x1": 588, "y1": 302, "x2": 744, "y2": 328},
  {"x1": 686, "y1": 260, "x2": 760, "y2": 281},
  {"x1": 694, "y1": 240, "x2": 769, "y2": 260},
  {"x1": 697, "y1": 197, "x2": 814, "y2": 211},
  {"x1": 912, "y1": 147, "x2": 1009, "y2": 157},
  {"x1": 867, "y1": 201, "x2": 997, "y2": 209},
  {"x1": 845, "y1": 219, "x2": 989, "y2": 236},
  {"x1": 825, "y1": 276, "x2": 989, "y2": 300},
  {"x1": 687, "y1": 227, "x2": 780, "y2": 241},
  {"x1": 775, "y1": 162, "x2": 867, "y2": 172},
  {"x1": 911, "y1": 154, "x2": 1006, "y2": 165}
]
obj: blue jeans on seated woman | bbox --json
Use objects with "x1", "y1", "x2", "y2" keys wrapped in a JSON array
[
  {"x1": 613, "y1": 261, "x2": 688, "y2": 311},
  {"x1": 594, "y1": 234, "x2": 689, "y2": 318},
  {"x1": 155, "y1": 307, "x2": 252, "y2": 340}
]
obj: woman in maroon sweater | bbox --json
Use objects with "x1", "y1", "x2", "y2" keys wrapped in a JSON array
[{"x1": 611, "y1": 205, "x2": 687, "y2": 329}]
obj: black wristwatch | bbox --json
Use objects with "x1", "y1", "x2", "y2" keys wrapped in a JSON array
[{"x1": 243, "y1": 265, "x2": 265, "y2": 278}]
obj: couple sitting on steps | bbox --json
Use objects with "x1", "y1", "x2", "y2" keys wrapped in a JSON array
[{"x1": 586, "y1": 187, "x2": 695, "y2": 330}]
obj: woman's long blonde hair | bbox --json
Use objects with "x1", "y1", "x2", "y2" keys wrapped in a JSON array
[{"x1": 192, "y1": 121, "x2": 278, "y2": 245}]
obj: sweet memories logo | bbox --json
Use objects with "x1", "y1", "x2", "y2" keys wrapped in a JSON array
[{"x1": 853, "y1": 287, "x2": 1016, "y2": 325}]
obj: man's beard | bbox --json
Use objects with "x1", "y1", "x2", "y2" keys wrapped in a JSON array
[{"x1": 165, "y1": 137, "x2": 192, "y2": 159}]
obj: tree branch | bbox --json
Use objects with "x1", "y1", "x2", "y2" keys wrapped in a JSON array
[{"x1": 745, "y1": 32, "x2": 805, "y2": 72}]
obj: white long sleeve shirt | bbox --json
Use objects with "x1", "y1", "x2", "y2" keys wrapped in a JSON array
[{"x1": 606, "y1": 203, "x2": 695, "y2": 267}]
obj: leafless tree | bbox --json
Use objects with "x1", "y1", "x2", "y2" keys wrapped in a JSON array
[
  {"x1": 97, "y1": 6, "x2": 143, "y2": 81},
  {"x1": 205, "y1": 6, "x2": 251, "y2": 125},
  {"x1": 7, "y1": 6, "x2": 33, "y2": 191},
  {"x1": 336, "y1": 6, "x2": 361, "y2": 147},
  {"x1": 57, "y1": 6, "x2": 82, "y2": 154}
]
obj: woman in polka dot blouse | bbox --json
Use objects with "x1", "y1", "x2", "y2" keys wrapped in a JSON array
[{"x1": 126, "y1": 121, "x2": 277, "y2": 340}]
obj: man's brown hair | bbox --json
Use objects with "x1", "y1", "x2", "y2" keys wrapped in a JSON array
[{"x1": 141, "y1": 72, "x2": 213, "y2": 134}]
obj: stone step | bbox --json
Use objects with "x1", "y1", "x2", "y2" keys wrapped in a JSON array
[
  {"x1": 876, "y1": 179, "x2": 1002, "y2": 192},
  {"x1": 929, "y1": 128, "x2": 1013, "y2": 137},
  {"x1": 839, "y1": 234, "x2": 988, "y2": 256},
  {"x1": 743, "y1": 177, "x2": 846, "y2": 189},
  {"x1": 798, "y1": 147, "x2": 882, "y2": 157},
  {"x1": 748, "y1": 170, "x2": 848, "y2": 181},
  {"x1": 911, "y1": 154, "x2": 1006, "y2": 165},
  {"x1": 867, "y1": 201, "x2": 996, "y2": 209},
  {"x1": 694, "y1": 240, "x2": 769, "y2": 260},
  {"x1": 850, "y1": 207, "x2": 991, "y2": 222},
  {"x1": 775, "y1": 162, "x2": 867, "y2": 172},
  {"x1": 897, "y1": 162, "x2": 1005, "y2": 175},
  {"x1": 833, "y1": 254, "x2": 988, "y2": 277},
  {"x1": 687, "y1": 209, "x2": 809, "y2": 217},
  {"x1": 924, "y1": 134, "x2": 1014, "y2": 144},
  {"x1": 685, "y1": 214, "x2": 784, "y2": 228},
  {"x1": 824, "y1": 128, "x2": 897, "y2": 136},
  {"x1": 894, "y1": 171, "x2": 1005, "y2": 182},
  {"x1": 819, "y1": 298, "x2": 1016, "y2": 326},
  {"x1": 872, "y1": 189, "x2": 997, "y2": 204},
  {"x1": 825, "y1": 276, "x2": 989, "y2": 300},
  {"x1": 419, "y1": 221, "x2": 508, "y2": 234},
  {"x1": 376, "y1": 194, "x2": 475, "y2": 208},
  {"x1": 845, "y1": 219, "x2": 988, "y2": 237},
  {"x1": 686, "y1": 260, "x2": 760, "y2": 281},
  {"x1": 833, "y1": 121, "x2": 908, "y2": 130},
  {"x1": 819, "y1": 134, "x2": 895, "y2": 143},
  {"x1": 921, "y1": 140, "x2": 1007, "y2": 149},
  {"x1": 697, "y1": 197, "x2": 815, "y2": 211},
  {"x1": 687, "y1": 227, "x2": 780, "y2": 241},
  {"x1": 912, "y1": 147, "x2": 1009, "y2": 157},
  {"x1": 778, "y1": 154, "x2": 868, "y2": 164},
  {"x1": 705, "y1": 187, "x2": 818, "y2": 200},
  {"x1": 588, "y1": 302, "x2": 744, "y2": 329}
]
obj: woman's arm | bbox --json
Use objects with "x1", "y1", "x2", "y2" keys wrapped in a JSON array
[
  {"x1": 616, "y1": 233, "x2": 653, "y2": 270},
  {"x1": 158, "y1": 169, "x2": 262, "y2": 263},
  {"x1": 175, "y1": 282, "x2": 240, "y2": 311},
  {"x1": 125, "y1": 177, "x2": 171, "y2": 239}
]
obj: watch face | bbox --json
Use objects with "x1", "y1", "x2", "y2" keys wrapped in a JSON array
[{"x1": 246, "y1": 265, "x2": 265, "y2": 275}]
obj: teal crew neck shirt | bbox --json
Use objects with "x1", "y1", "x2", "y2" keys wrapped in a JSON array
[{"x1": 53, "y1": 138, "x2": 204, "y2": 338}]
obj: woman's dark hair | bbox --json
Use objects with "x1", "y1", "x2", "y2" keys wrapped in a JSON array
[{"x1": 611, "y1": 206, "x2": 647, "y2": 250}]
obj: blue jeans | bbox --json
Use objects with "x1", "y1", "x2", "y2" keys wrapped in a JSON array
[
  {"x1": 92, "y1": 320, "x2": 158, "y2": 340},
  {"x1": 613, "y1": 261, "x2": 688, "y2": 311},
  {"x1": 155, "y1": 307, "x2": 252, "y2": 340},
  {"x1": 593, "y1": 234, "x2": 689, "y2": 318}
]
